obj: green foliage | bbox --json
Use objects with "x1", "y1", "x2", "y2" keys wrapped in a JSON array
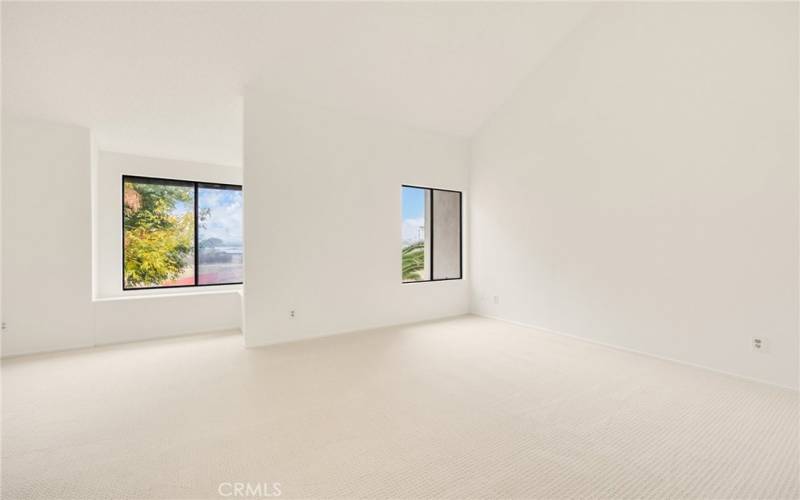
[
  {"x1": 402, "y1": 242, "x2": 425, "y2": 281},
  {"x1": 124, "y1": 181, "x2": 194, "y2": 287}
]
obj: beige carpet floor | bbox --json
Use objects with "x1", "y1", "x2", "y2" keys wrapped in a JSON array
[{"x1": 2, "y1": 315, "x2": 798, "y2": 499}]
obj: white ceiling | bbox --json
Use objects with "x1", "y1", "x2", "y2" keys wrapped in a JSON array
[{"x1": 2, "y1": 2, "x2": 591, "y2": 166}]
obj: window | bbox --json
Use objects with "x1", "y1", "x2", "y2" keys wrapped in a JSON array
[
  {"x1": 401, "y1": 185, "x2": 462, "y2": 282},
  {"x1": 123, "y1": 176, "x2": 243, "y2": 290},
  {"x1": 198, "y1": 185, "x2": 244, "y2": 285}
]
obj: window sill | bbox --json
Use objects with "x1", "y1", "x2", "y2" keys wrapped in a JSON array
[
  {"x1": 402, "y1": 277, "x2": 463, "y2": 284},
  {"x1": 93, "y1": 286, "x2": 242, "y2": 303}
]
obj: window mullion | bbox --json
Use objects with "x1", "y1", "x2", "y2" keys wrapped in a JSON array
[
  {"x1": 194, "y1": 182, "x2": 199, "y2": 287},
  {"x1": 429, "y1": 188, "x2": 434, "y2": 282}
]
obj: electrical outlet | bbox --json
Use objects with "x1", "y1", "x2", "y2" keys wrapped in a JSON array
[
  {"x1": 752, "y1": 337, "x2": 768, "y2": 353},
  {"x1": 493, "y1": 296, "x2": 500, "y2": 305},
  {"x1": 290, "y1": 310, "x2": 295, "y2": 318}
]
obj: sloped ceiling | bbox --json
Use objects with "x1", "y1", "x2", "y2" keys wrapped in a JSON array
[{"x1": 2, "y1": 2, "x2": 591, "y2": 165}]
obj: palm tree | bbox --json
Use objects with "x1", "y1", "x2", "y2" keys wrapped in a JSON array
[{"x1": 402, "y1": 242, "x2": 425, "y2": 280}]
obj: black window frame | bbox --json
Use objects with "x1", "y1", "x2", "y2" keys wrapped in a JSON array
[
  {"x1": 122, "y1": 175, "x2": 244, "y2": 291},
  {"x1": 401, "y1": 184, "x2": 463, "y2": 284}
]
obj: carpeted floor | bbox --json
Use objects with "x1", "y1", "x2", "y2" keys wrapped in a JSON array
[{"x1": 2, "y1": 315, "x2": 798, "y2": 499}]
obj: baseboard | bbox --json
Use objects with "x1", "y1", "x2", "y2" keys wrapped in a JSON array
[
  {"x1": 1, "y1": 340, "x2": 96, "y2": 360},
  {"x1": 1, "y1": 327, "x2": 242, "y2": 360},
  {"x1": 93, "y1": 327, "x2": 242, "y2": 349},
  {"x1": 472, "y1": 313, "x2": 798, "y2": 392},
  {"x1": 244, "y1": 312, "x2": 472, "y2": 349}
]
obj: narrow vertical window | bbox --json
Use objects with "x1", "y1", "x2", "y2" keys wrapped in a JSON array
[
  {"x1": 402, "y1": 186, "x2": 431, "y2": 282},
  {"x1": 198, "y1": 184, "x2": 244, "y2": 285},
  {"x1": 401, "y1": 185, "x2": 461, "y2": 282},
  {"x1": 432, "y1": 189, "x2": 462, "y2": 280}
]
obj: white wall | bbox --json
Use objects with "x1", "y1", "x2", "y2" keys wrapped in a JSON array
[
  {"x1": 244, "y1": 93, "x2": 469, "y2": 346},
  {"x1": 1, "y1": 117, "x2": 243, "y2": 357},
  {"x1": 470, "y1": 3, "x2": 799, "y2": 389},
  {"x1": 95, "y1": 151, "x2": 242, "y2": 298},
  {"x1": 2, "y1": 115, "x2": 94, "y2": 355},
  {"x1": 93, "y1": 290, "x2": 241, "y2": 346},
  {"x1": 92, "y1": 151, "x2": 243, "y2": 345}
]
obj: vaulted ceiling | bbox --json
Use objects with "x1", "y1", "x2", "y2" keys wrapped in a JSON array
[{"x1": 2, "y1": 2, "x2": 591, "y2": 165}]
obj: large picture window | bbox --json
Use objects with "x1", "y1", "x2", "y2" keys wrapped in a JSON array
[
  {"x1": 401, "y1": 185, "x2": 462, "y2": 283},
  {"x1": 123, "y1": 176, "x2": 243, "y2": 290}
]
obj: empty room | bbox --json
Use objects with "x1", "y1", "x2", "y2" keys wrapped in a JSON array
[{"x1": 1, "y1": 2, "x2": 798, "y2": 499}]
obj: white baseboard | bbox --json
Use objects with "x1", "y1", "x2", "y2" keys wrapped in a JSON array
[
  {"x1": 2, "y1": 328, "x2": 242, "y2": 360},
  {"x1": 245, "y1": 312, "x2": 471, "y2": 348},
  {"x1": 472, "y1": 312, "x2": 798, "y2": 392}
]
